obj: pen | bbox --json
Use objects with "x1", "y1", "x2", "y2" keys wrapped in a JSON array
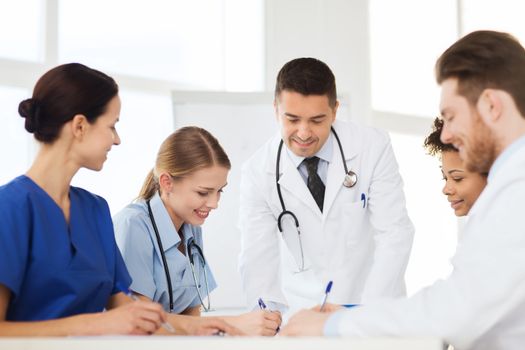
[
  {"x1": 319, "y1": 280, "x2": 333, "y2": 312},
  {"x1": 258, "y1": 297, "x2": 280, "y2": 333},
  {"x1": 117, "y1": 283, "x2": 176, "y2": 334}
]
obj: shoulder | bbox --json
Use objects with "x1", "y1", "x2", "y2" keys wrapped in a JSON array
[
  {"x1": 243, "y1": 132, "x2": 280, "y2": 166},
  {"x1": 242, "y1": 132, "x2": 281, "y2": 175},
  {"x1": 335, "y1": 119, "x2": 390, "y2": 145},
  {"x1": 113, "y1": 202, "x2": 151, "y2": 241},
  {"x1": 70, "y1": 186, "x2": 110, "y2": 212},
  {"x1": 0, "y1": 176, "x2": 38, "y2": 212},
  {"x1": 113, "y1": 201, "x2": 149, "y2": 229}
]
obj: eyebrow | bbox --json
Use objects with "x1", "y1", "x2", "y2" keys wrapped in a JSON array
[
  {"x1": 440, "y1": 107, "x2": 452, "y2": 117},
  {"x1": 447, "y1": 169, "x2": 464, "y2": 175},
  {"x1": 198, "y1": 183, "x2": 228, "y2": 191},
  {"x1": 284, "y1": 112, "x2": 326, "y2": 119}
]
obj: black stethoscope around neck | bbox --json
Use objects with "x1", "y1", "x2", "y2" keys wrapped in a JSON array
[
  {"x1": 275, "y1": 126, "x2": 357, "y2": 272},
  {"x1": 146, "y1": 199, "x2": 211, "y2": 312}
]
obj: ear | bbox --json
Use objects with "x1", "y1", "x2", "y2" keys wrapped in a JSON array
[
  {"x1": 158, "y1": 172, "x2": 173, "y2": 194},
  {"x1": 71, "y1": 114, "x2": 89, "y2": 139},
  {"x1": 477, "y1": 89, "x2": 503, "y2": 124},
  {"x1": 274, "y1": 98, "x2": 280, "y2": 122},
  {"x1": 331, "y1": 100, "x2": 339, "y2": 122}
]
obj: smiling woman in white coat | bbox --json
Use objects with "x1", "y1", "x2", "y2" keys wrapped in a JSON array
[{"x1": 238, "y1": 58, "x2": 414, "y2": 314}]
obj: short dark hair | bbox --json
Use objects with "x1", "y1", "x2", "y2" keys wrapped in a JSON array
[
  {"x1": 436, "y1": 30, "x2": 525, "y2": 117},
  {"x1": 423, "y1": 117, "x2": 457, "y2": 156},
  {"x1": 275, "y1": 57, "x2": 337, "y2": 108},
  {"x1": 18, "y1": 63, "x2": 119, "y2": 143}
]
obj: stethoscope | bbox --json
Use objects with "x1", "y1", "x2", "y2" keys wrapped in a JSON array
[
  {"x1": 147, "y1": 200, "x2": 211, "y2": 312},
  {"x1": 275, "y1": 127, "x2": 357, "y2": 272}
]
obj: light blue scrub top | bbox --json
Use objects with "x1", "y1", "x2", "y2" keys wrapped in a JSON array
[
  {"x1": 113, "y1": 192, "x2": 217, "y2": 313},
  {"x1": 0, "y1": 175, "x2": 131, "y2": 321}
]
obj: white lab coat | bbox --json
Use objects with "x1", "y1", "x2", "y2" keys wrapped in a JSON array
[
  {"x1": 330, "y1": 138, "x2": 525, "y2": 350},
  {"x1": 238, "y1": 119, "x2": 414, "y2": 314}
]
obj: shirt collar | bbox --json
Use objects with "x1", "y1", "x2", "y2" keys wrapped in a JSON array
[
  {"x1": 149, "y1": 192, "x2": 181, "y2": 251},
  {"x1": 285, "y1": 131, "x2": 334, "y2": 168},
  {"x1": 489, "y1": 134, "x2": 525, "y2": 181}
]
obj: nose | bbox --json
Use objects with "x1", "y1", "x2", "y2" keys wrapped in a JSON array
[
  {"x1": 296, "y1": 122, "x2": 312, "y2": 140},
  {"x1": 113, "y1": 130, "x2": 121, "y2": 146},
  {"x1": 206, "y1": 192, "x2": 220, "y2": 209},
  {"x1": 442, "y1": 180, "x2": 455, "y2": 196},
  {"x1": 440, "y1": 122, "x2": 453, "y2": 145}
]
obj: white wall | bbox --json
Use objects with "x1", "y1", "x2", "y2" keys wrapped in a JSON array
[{"x1": 265, "y1": 0, "x2": 371, "y2": 125}]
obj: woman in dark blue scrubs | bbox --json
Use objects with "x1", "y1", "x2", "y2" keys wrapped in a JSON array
[{"x1": 0, "y1": 63, "x2": 168, "y2": 336}]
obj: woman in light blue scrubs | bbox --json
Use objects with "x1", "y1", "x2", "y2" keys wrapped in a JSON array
[
  {"x1": 114, "y1": 127, "x2": 282, "y2": 336},
  {"x1": 0, "y1": 63, "x2": 167, "y2": 336}
]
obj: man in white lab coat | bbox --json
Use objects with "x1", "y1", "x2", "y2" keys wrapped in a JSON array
[
  {"x1": 281, "y1": 31, "x2": 525, "y2": 350},
  {"x1": 238, "y1": 57, "x2": 414, "y2": 314}
]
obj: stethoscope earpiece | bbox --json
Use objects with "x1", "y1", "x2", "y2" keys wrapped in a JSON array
[{"x1": 343, "y1": 170, "x2": 357, "y2": 188}]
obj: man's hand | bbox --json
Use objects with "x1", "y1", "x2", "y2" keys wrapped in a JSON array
[
  {"x1": 223, "y1": 310, "x2": 282, "y2": 336},
  {"x1": 312, "y1": 302, "x2": 344, "y2": 313},
  {"x1": 280, "y1": 309, "x2": 331, "y2": 336}
]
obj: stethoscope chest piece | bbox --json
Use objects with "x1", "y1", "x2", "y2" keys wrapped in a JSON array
[{"x1": 343, "y1": 170, "x2": 358, "y2": 188}]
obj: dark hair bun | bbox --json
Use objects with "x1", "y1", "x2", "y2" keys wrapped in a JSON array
[{"x1": 18, "y1": 98, "x2": 41, "y2": 133}]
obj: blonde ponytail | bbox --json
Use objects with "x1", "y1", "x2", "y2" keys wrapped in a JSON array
[{"x1": 138, "y1": 168, "x2": 158, "y2": 200}]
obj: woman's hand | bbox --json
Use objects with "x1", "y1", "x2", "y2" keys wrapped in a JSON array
[
  {"x1": 179, "y1": 316, "x2": 244, "y2": 336},
  {"x1": 87, "y1": 298, "x2": 167, "y2": 335},
  {"x1": 223, "y1": 310, "x2": 282, "y2": 336}
]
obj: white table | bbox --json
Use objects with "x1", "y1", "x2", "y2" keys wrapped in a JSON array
[{"x1": 0, "y1": 336, "x2": 443, "y2": 350}]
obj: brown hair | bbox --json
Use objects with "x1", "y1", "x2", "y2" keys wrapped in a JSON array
[
  {"x1": 423, "y1": 117, "x2": 458, "y2": 156},
  {"x1": 436, "y1": 30, "x2": 525, "y2": 117},
  {"x1": 18, "y1": 63, "x2": 118, "y2": 143},
  {"x1": 275, "y1": 57, "x2": 337, "y2": 108},
  {"x1": 139, "y1": 126, "x2": 231, "y2": 200}
]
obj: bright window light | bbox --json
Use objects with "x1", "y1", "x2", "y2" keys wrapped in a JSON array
[
  {"x1": 369, "y1": 0, "x2": 457, "y2": 118},
  {"x1": 59, "y1": 0, "x2": 264, "y2": 91},
  {"x1": 389, "y1": 132, "x2": 457, "y2": 295},
  {"x1": 0, "y1": 0, "x2": 43, "y2": 61},
  {"x1": 0, "y1": 86, "x2": 34, "y2": 184},
  {"x1": 462, "y1": 0, "x2": 525, "y2": 43}
]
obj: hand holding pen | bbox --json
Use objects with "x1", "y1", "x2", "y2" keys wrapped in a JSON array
[
  {"x1": 117, "y1": 283, "x2": 176, "y2": 334},
  {"x1": 319, "y1": 280, "x2": 333, "y2": 312},
  {"x1": 258, "y1": 298, "x2": 282, "y2": 334}
]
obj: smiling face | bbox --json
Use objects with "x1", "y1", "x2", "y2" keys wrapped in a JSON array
[
  {"x1": 441, "y1": 150, "x2": 487, "y2": 216},
  {"x1": 439, "y1": 78, "x2": 497, "y2": 174},
  {"x1": 275, "y1": 90, "x2": 337, "y2": 158},
  {"x1": 161, "y1": 165, "x2": 229, "y2": 230},
  {"x1": 76, "y1": 95, "x2": 121, "y2": 171}
]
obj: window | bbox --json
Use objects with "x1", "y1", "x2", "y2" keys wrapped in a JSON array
[
  {"x1": 59, "y1": 0, "x2": 264, "y2": 91},
  {"x1": 0, "y1": 0, "x2": 43, "y2": 62},
  {"x1": 462, "y1": 0, "x2": 525, "y2": 42},
  {"x1": 369, "y1": 0, "x2": 457, "y2": 118},
  {"x1": 0, "y1": 86, "x2": 34, "y2": 184},
  {"x1": 389, "y1": 132, "x2": 456, "y2": 295}
]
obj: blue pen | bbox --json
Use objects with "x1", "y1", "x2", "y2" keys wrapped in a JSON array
[
  {"x1": 258, "y1": 297, "x2": 280, "y2": 333},
  {"x1": 319, "y1": 280, "x2": 333, "y2": 311},
  {"x1": 116, "y1": 283, "x2": 176, "y2": 334},
  {"x1": 258, "y1": 297, "x2": 267, "y2": 310},
  {"x1": 361, "y1": 193, "x2": 366, "y2": 208}
]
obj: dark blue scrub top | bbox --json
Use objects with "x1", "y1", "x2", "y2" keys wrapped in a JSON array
[{"x1": 0, "y1": 175, "x2": 131, "y2": 321}]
